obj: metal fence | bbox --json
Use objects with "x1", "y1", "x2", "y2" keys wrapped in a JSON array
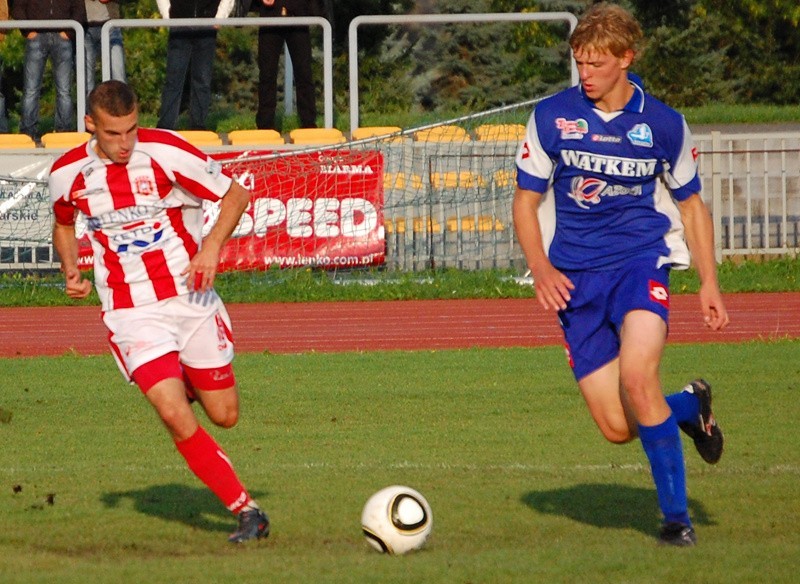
[{"x1": 376, "y1": 129, "x2": 800, "y2": 271}]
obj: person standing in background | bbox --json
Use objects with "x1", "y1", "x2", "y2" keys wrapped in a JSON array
[
  {"x1": 13, "y1": 0, "x2": 87, "y2": 140},
  {"x1": 84, "y1": 0, "x2": 127, "y2": 94},
  {"x1": 256, "y1": 0, "x2": 318, "y2": 131},
  {"x1": 156, "y1": 0, "x2": 234, "y2": 130}
]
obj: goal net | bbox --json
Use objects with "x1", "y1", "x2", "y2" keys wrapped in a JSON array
[{"x1": 0, "y1": 99, "x2": 542, "y2": 273}]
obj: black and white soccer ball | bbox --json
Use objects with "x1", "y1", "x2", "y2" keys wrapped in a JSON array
[{"x1": 361, "y1": 485, "x2": 433, "y2": 555}]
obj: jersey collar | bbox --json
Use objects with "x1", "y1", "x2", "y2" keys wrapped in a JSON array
[{"x1": 578, "y1": 73, "x2": 646, "y2": 114}]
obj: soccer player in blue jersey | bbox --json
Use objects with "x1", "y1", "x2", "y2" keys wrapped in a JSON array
[{"x1": 513, "y1": 2, "x2": 729, "y2": 546}]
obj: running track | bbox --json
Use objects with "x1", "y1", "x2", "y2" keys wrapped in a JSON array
[{"x1": 0, "y1": 293, "x2": 798, "y2": 358}]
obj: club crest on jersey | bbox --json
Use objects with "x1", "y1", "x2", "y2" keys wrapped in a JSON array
[
  {"x1": 556, "y1": 117, "x2": 588, "y2": 140},
  {"x1": 649, "y1": 280, "x2": 669, "y2": 308},
  {"x1": 133, "y1": 175, "x2": 155, "y2": 196},
  {"x1": 568, "y1": 176, "x2": 607, "y2": 209},
  {"x1": 627, "y1": 123, "x2": 653, "y2": 148}
]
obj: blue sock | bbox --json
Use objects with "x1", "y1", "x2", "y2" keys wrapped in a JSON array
[
  {"x1": 639, "y1": 414, "x2": 691, "y2": 526},
  {"x1": 665, "y1": 389, "x2": 699, "y2": 425}
]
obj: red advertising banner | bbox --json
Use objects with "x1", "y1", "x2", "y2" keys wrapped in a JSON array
[{"x1": 77, "y1": 149, "x2": 385, "y2": 270}]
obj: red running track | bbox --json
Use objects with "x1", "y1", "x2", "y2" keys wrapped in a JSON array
[{"x1": 0, "y1": 293, "x2": 797, "y2": 358}]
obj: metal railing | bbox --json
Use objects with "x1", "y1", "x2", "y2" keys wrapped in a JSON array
[{"x1": 101, "y1": 16, "x2": 334, "y2": 128}]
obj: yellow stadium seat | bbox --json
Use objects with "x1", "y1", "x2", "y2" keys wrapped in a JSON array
[
  {"x1": 492, "y1": 168, "x2": 515, "y2": 188},
  {"x1": 431, "y1": 171, "x2": 485, "y2": 189},
  {"x1": 351, "y1": 126, "x2": 403, "y2": 140},
  {"x1": 40, "y1": 132, "x2": 91, "y2": 148},
  {"x1": 227, "y1": 129, "x2": 284, "y2": 146},
  {"x1": 289, "y1": 128, "x2": 346, "y2": 145},
  {"x1": 446, "y1": 215, "x2": 505, "y2": 232},
  {"x1": 475, "y1": 123, "x2": 525, "y2": 142},
  {"x1": 413, "y1": 125, "x2": 470, "y2": 143},
  {"x1": 0, "y1": 134, "x2": 37, "y2": 149},
  {"x1": 412, "y1": 216, "x2": 441, "y2": 233},
  {"x1": 383, "y1": 172, "x2": 424, "y2": 190},
  {"x1": 177, "y1": 130, "x2": 223, "y2": 146}
]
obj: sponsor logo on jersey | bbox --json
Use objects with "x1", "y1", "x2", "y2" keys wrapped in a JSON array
[
  {"x1": 649, "y1": 280, "x2": 669, "y2": 309},
  {"x1": 591, "y1": 134, "x2": 622, "y2": 144},
  {"x1": 134, "y1": 175, "x2": 155, "y2": 196},
  {"x1": 520, "y1": 141, "x2": 531, "y2": 160},
  {"x1": 627, "y1": 123, "x2": 653, "y2": 148},
  {"x1": 561, "y1": 150, "x2": 657, "y2": 177},
  {"x1": 568, "y1": 176, "x2": 643, "y2": 209},
  {"x1": 556, "y1": 117, "x2": 589, "y2": 140}
]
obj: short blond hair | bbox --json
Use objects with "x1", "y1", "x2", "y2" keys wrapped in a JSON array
[{"x1": 569, "y1": 2, "x2": 643, "y2": 58}]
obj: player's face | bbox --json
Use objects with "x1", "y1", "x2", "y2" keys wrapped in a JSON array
[
  {"x1": 573, "y1": 48, "x2": 633, "y2": 111},
  {"x1": 85, "y1": 107, "x2": 139, "y2": 164}
]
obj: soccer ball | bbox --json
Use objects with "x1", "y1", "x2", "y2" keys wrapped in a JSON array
[{"x1": 361, "y1": 485, "x2": 433, "y2": 555}]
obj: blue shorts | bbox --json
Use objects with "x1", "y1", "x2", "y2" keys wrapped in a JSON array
[{"x1": 557, "y1": 260, "x2": 671, "y2": 381}]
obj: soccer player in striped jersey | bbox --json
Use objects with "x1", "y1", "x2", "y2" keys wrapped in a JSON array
[
  {"x1": 49, "y1": 80, "x2": 268, "y2": 544},
  {"x1": 513, "y1": 3, "x2": 729, "y2": 546}
]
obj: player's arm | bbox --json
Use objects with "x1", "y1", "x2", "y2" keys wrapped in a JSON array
[
  {"x1": 512, "y1": 186, "x2": 574, "y2": 311},
  {"x1": 184, "y1": 180, "x2": 251, "y2": 293},
  {"x1": 52, "y1": 220, "x2": 92, "y2": 299},
  {"x1": 678, "y1": 193, "x2": 729, "y2": 331}
]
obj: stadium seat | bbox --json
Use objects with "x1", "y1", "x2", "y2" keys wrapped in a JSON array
[
  {"x1": 40, "y1": 132, "x2": 91, "y2": 148},
  {"x1": 475, "y1": 123, "x2": 525, "y2": 142},
  {"x1": 351, "y1": 126, "x2": 404, "y2": 141},
  {"x1": 177, "y1": 130, "x2": 223, "y2": 146},
  {"x1": 0, "y1": 134, "x2": 36, "y2": 149},
  {"x1": 384, "y1": 172, "x2": 423, "y2": 190},
  {"x1": 431, "y1": 171, "x2": 485, "y2": 189},
  {"x1": 227, "y1": 129, "x2": 284, "y2": 146},
  {"x1": 289, "y1": 128, "x2": 346, "y2": 145},
  {"x1": 412, "y1": 216, "x2": 441, "y2": 233},
  {"x1": 492, "y1": 168, "x2": 515, "y2": 188},
  {"x1": 413, "y1": 125, "x2": 470, "y2": 143},
  {"x1": 446, "y1": 215, "x2": 505, "y2": 232}
]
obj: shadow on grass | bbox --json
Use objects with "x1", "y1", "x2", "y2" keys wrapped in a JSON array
[
  {"x1": 100, "y1": 483, "x2": 267, "y2": 534},
  {"x1": 521, "y1": 483, "x2": 715, "y2": 537}
]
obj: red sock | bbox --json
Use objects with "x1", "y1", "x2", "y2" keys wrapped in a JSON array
[{"x1": 175, "y1": 426, "x2": 250, "y2": 514}]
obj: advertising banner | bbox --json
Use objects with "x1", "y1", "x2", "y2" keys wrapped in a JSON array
[{"x1": 73, "y1": 148, "x2": 385, "y2": 270}]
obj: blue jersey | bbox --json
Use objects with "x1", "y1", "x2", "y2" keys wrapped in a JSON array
[{"x1": 515, "y1": 79, "x2": 701, "y2": 271}]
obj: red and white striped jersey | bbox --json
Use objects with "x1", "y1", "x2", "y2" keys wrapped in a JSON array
[{"x1": 49, "y1": 128, "x2": 234, "y2": 311}]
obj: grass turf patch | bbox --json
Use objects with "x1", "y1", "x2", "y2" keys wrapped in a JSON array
[{"x1": 1, "y1": 342, "x2": 799, "y2": 583}]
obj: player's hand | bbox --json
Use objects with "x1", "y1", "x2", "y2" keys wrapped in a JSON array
[
  {"x1": 699, "y1": 283, "x2": 729, "y2": 331},
  {"x1": 531, "y1": 262, "x2": 574, "y2": 312},
  {"x1": 64, "y1": 267, "x2": 92, "y2": 299},
  {"x1": 183, "y1": 245, "x2": 221, "y2": 293}
]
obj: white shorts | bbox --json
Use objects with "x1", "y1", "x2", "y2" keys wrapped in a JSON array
[{"x1": 103, "y1": 291, "x2": 235, "y2": 383}]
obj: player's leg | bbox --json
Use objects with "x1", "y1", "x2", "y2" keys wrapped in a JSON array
[
  {"x1": 620, "y1": 310, "x2": 695, "y2": 545},
  {"x1": 577, "y1": 358, "x2": 638, "y2": 444},
  {"x1": 176, "y1": 295, "x2": 269, "y2": 543},
  {"x1": 133, "y1": 354, "x2": 268, "y2": 543},
  {"x1": 183, "y1": 362, "x2": 239, "y2": 429}
]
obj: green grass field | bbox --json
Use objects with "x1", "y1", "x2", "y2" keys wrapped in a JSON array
[{"x1": 2, "y1": 342, "x2": 799, "y2": 583}]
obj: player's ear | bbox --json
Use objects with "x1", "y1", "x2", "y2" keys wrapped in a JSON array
[
  {"x1": 85, "y1": 114, "x2": 96, "y2": 134},
  {"x1": 619, "y1": 49, "x2": 635, "y2": 71}
]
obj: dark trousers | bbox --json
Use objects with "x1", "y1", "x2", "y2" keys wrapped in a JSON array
[
  {"x1": 158, "y1": 29, "x2": 217, "y2": 130},
  {"x1": 257, "y1": 25, "x2": 317, "y2": 130}
]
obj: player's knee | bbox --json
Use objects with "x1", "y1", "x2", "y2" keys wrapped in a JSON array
[
  {"x1": 598, "y1": 420, "x2": 635, "y2": 444},
  {"x1": 602, "y1": 428, "x2": 635, "y2": 444},
  {"x1": 209, "y1": 406, "x2": 239, "y2": 429}
]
